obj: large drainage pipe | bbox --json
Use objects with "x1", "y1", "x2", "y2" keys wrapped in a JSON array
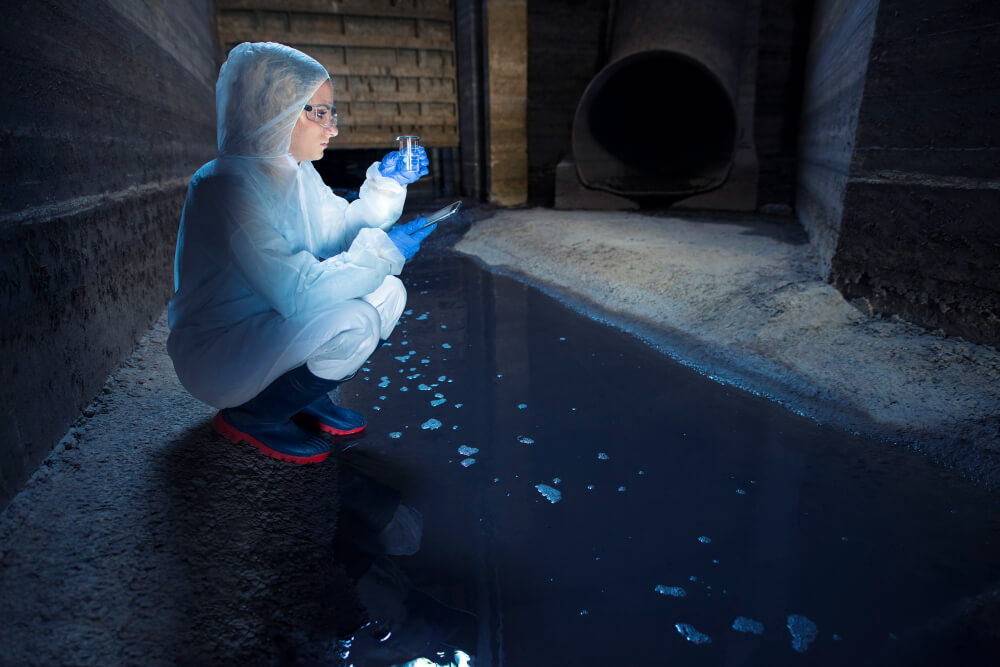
[{"x1": 572, "y1": 0, "x2": 749, "y2": 198}]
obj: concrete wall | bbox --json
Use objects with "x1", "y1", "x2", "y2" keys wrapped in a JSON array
[
  {"x1": 795, "y1": 0, "x2": 880, "y2": 274},
  {"x1": 526, "y1": 0, "x2": 608, "y2": 206},
  {"x1": 0, "y1": 0, "x2": 218, "y2": 508},
  {"x1": 754, "y1": 0, "x2": 814, "y2": 212},
  {"x1": 833, "y1": 0, "x2": 1000, "y2": 346},
  {"x1": 798, "y1": 0, "x2": 1000, "y2": 347}
]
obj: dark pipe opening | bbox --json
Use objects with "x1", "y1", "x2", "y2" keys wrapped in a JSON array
[{"x1": 573, "y1": 51, "x2": 737, "y2": 197}]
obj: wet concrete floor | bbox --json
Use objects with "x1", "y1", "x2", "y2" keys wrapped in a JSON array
[
  {"x1": 339, "y1": 251, "x2": 1000, "y2": 666},
  {"x1": 1, "y1": 243, "x2": 998, "y2": 666}
]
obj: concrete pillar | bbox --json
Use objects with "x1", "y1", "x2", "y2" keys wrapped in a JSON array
[
  {"x1": 485, "y1": 0, "x2": 529, "y2": 206},
  {"x1": 797, "y1": 0, "x2": 1000, "y2": 346},
  {"x1": 795, "y1": 0, "x2": 880, "y2": 276}
]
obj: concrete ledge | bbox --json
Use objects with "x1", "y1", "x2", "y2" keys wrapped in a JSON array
[{"x1": 454, "y1": 208, "x2": 1000, "y2": 488}]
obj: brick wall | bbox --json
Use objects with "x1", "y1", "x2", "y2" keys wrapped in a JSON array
[{"x1": 216, "y1": 0, "x2": 460, "y2": 150}]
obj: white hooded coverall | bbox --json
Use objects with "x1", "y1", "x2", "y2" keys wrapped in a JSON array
[{"x1": 168, "y1": 42, "x2": 408, "y2": 409}]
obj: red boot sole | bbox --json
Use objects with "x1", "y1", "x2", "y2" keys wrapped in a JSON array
[
  {"x1": 299, "y1": 414, "x2": 367, "y2": 437},
  {"x1": 213, "y1": 412, "x2": 329, "y2": 464}
]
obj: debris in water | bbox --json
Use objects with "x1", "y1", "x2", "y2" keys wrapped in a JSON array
[
  {"x1": 389, "y1": 432, "x2": 402, "y2": 439},
  {"x1": 579, "y1": 610, "x2": 589, "y2": 616},
  {"x1": 535, "y1": 484, "x2": 562, "y2": 503},
  {"x1": 458, "y1": 445, "x2": 479, "y2": 456},
  {"x1": 698, "y1": 536, "x2": 712, "y2": 544},
  {"x1": 460, "y1": 458, "x2": 476, "y2": 467},
  {"x1": 654, "y1": 585, "x2": 687, "y2": 598},
  {"x1": 518, "y1": 436, "x2": 534, "y2": 444},
  {"x1": 736, "y1": 488, "x2": 747, "y2": 495},
  {"x1": 421, "y1": 419, "x2": 442, "y2": 430},
  {"x1": 587, "y1": 485, "x2": 595, "y2": 490},
  {"x1": 786, "y1": 615, "x2": 818, "y2": 653},
  {"x1": 674, "y1": 623, "x2": 711, "y2": 645},
  {"x1": 598, "y1": 452, "x2": 609, "y2": 460},
  {"x1": 732, "y1": 617, "x2": 765, "y2": 635}
]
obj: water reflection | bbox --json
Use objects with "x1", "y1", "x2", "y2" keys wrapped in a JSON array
[{"x1": 334, "y1": 463, "x2": 477, "y2": 667}]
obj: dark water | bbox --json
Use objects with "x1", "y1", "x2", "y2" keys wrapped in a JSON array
[{"x1": 335, "y1": 252, "x2": 999, "y2": 666}]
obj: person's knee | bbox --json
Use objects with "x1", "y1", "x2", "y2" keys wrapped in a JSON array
[
  {"x1": 347, "y1": 300, "x2": 382, "y2": 356},
  {"x1": 372, "y1": 275, "x2": 407, "y2": 339},
  {"x1": 306, "y1": 301, "x2": 381, "y2": 380}
]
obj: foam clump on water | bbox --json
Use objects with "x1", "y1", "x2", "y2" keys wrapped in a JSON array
[
  {"x1": 674, "y1": 623, "x2": 711, "y2": 645},
  {"x1": 786, "y1": 615, "x2": 818, "y2": 653},
  {"x1": 535, "y1": 484, "x2": 562, "y2": 503},
  {"x1": 458, "y1": 445, "x2": 479, "y2": 456},
  {"x1": 698, "y1": 536, "x2": 711, "y2": 544},
  {"x1": 732, "y1": 617, "x2": 765, "y2": 635},
  {"x1": 431, "y1": 398, "x2": 446, "y2": 406},
  {"x1": 416, "y1": 312, "x2": 429, "y2": 320},
  {"x1": 461, "y1": 458, "x2": 476, "y2": 467},
  {"x1": 518, "y1": 435, "x2": 534, "y2": 444},
  {"x1": 421, "y1": 419, "x2": 442, "y2": 430},
  {"x1": 598, "y1": 452, "x2": 609, "y2": 460},
  {"x1": 389, "y1": 432, "x2": 402, "y2": 439},
  {"x1": 654, "y1": 585, "x2": 687, "y2": 598},
  {"x1": 418, "y1": 383, "x2": 432, "y2": 391}
]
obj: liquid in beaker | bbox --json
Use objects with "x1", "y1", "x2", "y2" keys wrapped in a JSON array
[{"x1": 396, "y1": 135, "x2": 420, "y2": 171}]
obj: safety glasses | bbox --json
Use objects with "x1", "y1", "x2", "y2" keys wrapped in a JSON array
[{"x1": 303, "y1": 104, "x2": 338, "y2": 128}]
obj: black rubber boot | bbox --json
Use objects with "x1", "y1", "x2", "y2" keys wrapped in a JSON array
[
  {"x1": 213, "y1": 364, "x2": 343, "y2": 464},
  {"x1": 297, "y1": 338, "x2": 388, "y2": 436},
  {"x1": 299, "y1": 392, "x2": 367, "y2": 436}
]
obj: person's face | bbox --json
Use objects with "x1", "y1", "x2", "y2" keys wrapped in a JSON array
[{"x1": 289, "y1": 80, "x2": 337, "y2": 163}]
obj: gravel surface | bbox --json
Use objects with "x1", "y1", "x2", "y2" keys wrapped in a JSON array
[
  {"x1": 0, "y1": 317, "x2": 359, "y2": 665},
  {"x1": 455, "y1": 208, "x2": 1000, "y2": 488}
]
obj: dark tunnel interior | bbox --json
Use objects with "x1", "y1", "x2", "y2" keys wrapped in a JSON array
[{"x1": 576, "y1": 51, "x2": 737, "y2": 195}]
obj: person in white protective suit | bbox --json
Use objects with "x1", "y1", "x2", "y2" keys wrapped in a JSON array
[{"x1": 168, "y1": 42, "x2": 436, "y2": 464}]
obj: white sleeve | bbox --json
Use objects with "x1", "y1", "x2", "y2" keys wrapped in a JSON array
[
  {"x1": 219, "y1": 176, "x2": 403, "y2": 320},
  {"x1": 344, "y1": 162, "x2": 407, "y2": 233}
]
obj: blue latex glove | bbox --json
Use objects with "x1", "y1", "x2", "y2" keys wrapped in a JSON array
[
  {"x1": 387, "y1": 217, "x2": 436, "y2": 261},
  {"x1": 378, "y1": 147, "x2": 430, "y2": 186}
]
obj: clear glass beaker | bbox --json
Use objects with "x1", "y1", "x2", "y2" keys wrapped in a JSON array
[{"x1": 396, "y1": 135, "x2": 420, "y2": 171}]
